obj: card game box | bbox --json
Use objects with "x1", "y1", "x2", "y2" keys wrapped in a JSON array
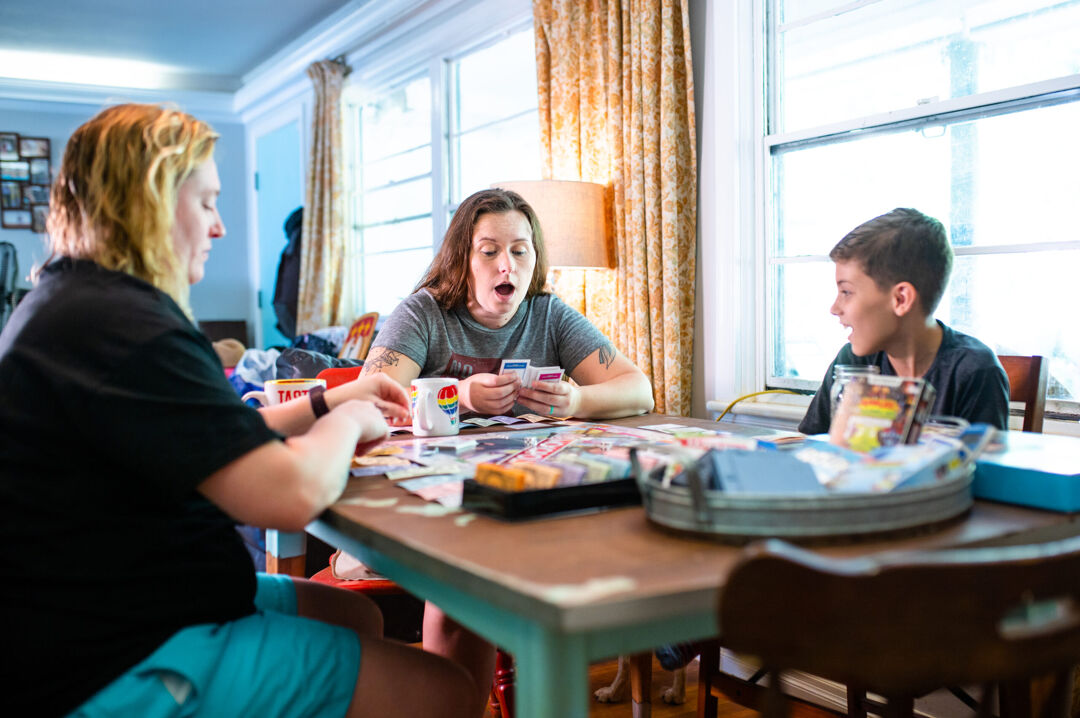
[
  {"x1": 828, "y1": 375, "x2": 936, "y2": 452},
  {"x1": 461, "y1": 477, "x2": 641, "y2": 520}
]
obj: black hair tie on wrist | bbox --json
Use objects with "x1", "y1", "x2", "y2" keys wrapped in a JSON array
[{"x1": 309, "y1": 385, "x2": 330, "y2": 419}]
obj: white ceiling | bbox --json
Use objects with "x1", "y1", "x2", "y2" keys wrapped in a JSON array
[{"x1": 0, "y1": 0, "x2": 357, "y2": 92}]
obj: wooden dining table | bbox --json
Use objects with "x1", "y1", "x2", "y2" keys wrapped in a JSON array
[{"x1": 288, "y1": 414, "x2": 1080, "y2": 718}]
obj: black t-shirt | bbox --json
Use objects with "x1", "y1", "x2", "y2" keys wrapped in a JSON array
[
  {"x1": 0, "y1": 259, "x2": 281, "y2": 716},
  {"x1": 798, "y1": 321, "x2": 1010, "y2": 435}
]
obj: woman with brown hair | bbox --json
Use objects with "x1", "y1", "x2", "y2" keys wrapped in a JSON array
[{"x1": 362, "y1": 187, "x2": 653, "y2": 714}]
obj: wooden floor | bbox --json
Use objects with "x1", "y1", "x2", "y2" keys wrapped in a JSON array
[{"x1": 483, "y1": 655, "x2": 762, "y2": 718}]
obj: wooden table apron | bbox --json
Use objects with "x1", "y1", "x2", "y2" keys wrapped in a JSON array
[{"x1": 296, "y1": 414, "x2": 1080, "y2": 718}]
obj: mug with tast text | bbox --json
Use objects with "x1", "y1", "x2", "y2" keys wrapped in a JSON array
[
  {"x1": 410, "y1": 377, "x2": 459, "y2": 437},
  {"x1": 242, "y1": 378, "x2": 327, "y2": 407}
]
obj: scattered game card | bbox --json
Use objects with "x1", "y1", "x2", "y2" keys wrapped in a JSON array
[
  {"x1": 428, "y1": 437, "x2": 479, "y2": 453},
  {"x1": 385, "y1": 464, "x2": 461, "y2": 481},
  {"x1": 352, "y1": 455, "x2": 412, "y2": 467},
  {"x1": 499, "y1": 359, "x2": 530, "y2": 382},
  {"x1": 488, "y1": 415, "x2": 526, "y2": 425},
  {"x1": 463, "y1": 417, "x2": 499, "y2": 427},
  {"x1": 517, "y1": 413, "x2": 553, "y2": 423}
]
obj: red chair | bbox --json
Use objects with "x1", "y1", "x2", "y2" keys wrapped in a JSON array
[{"x1": 312, "y1": 365, "x2": 516, "y2": 717}]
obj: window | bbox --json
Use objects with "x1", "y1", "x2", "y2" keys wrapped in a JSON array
[
  {"x1": 351, "y1": 75, "x2": 433, "y2": 318},
  {"x1": 765, "y1": 0, "x2": 1080, "y2": 410},
  {"x1": 447, "y1": 28, "x2": 541, "y2": 206},
  {"x1": 346, "y1": 23, "x2": 540, "y2": 319}
]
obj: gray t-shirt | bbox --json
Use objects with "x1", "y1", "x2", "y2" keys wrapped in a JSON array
[{"x1": 372, "y1": 289, "x2": 610, "y2": 391}]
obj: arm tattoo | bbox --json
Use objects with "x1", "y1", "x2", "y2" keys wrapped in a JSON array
[
  {"x1": 362, "y1": 348, "x2": 402, "y2": 374},
  {"x1": 598, "y1": 343, "x2": 617, "y2": 370}
]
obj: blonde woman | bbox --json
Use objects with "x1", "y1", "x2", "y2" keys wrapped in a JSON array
[{"x1": 0, "y1": 104, "x2": 472, "y2": 718}]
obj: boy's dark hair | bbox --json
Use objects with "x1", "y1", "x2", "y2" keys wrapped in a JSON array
[{"x1": 830, "y1": 207, "x2": 953, "y2": 316}]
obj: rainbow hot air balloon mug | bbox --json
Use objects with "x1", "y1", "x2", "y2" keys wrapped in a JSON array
[{"x1": 410, "y1": 377, "x2": 460, "y2": 437}]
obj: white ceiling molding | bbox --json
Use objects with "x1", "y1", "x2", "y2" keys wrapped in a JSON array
[
  {"x1": 234, "y1": 0, "x2": 427, "y2": 118},
  {"x1": 234, "y1": 0, "x2": 531, "y2": 121},
  {"x1": 344, "y1": 0, "x2": 532, "y2": 94},
  {"x1": 0, "y1": 76, "x2": 237, "y2": 122}
]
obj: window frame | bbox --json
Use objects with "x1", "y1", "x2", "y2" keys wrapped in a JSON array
[
  {"x1": 759, "y1": 0, "x2": 1080, "y2": 416},
  {"x1": 341, "y1": 13, "x2": 538, "y2": 318}
]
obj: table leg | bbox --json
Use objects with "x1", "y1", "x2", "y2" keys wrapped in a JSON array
[
  {"x1": 630, "y1": 652, "x2": 653, "y2": 718},
  {"x1": 513, "y1": 629, "x2": 589, "y2": 718},
  {"x1": 265, "y1": 529, "x2": 307, "y2": 576}
]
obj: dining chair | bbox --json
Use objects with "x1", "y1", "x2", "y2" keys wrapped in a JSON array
[
  {"x1": 997, "y1": 355, "x2": 1048, "y2": 433},
  {"x1": 339, "y1": 311, "x2": 379, "y2": 361},
  {"x1": 712, "y1": 537, "x2": 1080, "y2": 718}
]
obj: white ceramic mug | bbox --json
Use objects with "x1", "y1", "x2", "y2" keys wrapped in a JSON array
[
  {"x1": 242, "y1": 378, "x2": 327, "y2": 407},
  {"x1": 410, "y1": 377, "x2": 460, "y2": 437}
]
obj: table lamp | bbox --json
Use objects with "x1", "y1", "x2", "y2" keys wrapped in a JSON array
[{"x1": 491, "y1": 180, "x2": 613, "y2": 268}]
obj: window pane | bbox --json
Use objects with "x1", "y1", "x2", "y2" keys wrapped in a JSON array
[
  {"x1": 937, "y1": 252, "x2": 1080, "y2": 401},
  {"x1": 778, "y1": 0, "x2": 1080, "y2": 132},
  {"x1": 773, "y1": 100, "x2": 1080, "y2": 257},
  {"x1": 361, "y1": 76, "x2": 431, "y2": 161},
  {"x1": 455, "y1": 29, "x2": 538, "y2": 132},
  {"x1": 770, "y1": 260, "x2": 850, "y2": 383},
  {"x1": 363, "y1": 146, "x2": 431, "y2": 190},
  {"x1": 771, "y1": 251, "x2": 1080, "y2": 401},
  {"x1": 361, "y1": 177, "x2": 432, "y2": 226},
  {"x1": 362, "y1": 248, "x2": 433, "y2": 317},
  {"x1": 453, "y1": 112, "x2": 541, "y2": 203},
  {"x1": 361, "y1": 216, "x2": 432, "y2": 254}
]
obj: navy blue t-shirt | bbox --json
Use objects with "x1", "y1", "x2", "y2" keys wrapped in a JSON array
[
  {"x1": 0, "y1": 259, "x2": 281, "y2": 716},
  {"x1": 798, "y1": 321, "x2": 1009, "y2": 435}
]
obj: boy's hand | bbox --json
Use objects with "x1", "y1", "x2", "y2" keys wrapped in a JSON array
[{"x1": 461, "y1": 372, "x2": 520, "y2": 415}]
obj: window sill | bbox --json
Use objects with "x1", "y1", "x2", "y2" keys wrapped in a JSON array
[{"x1": 707, "y1": 395, "x2": 1080, "y2": 438}]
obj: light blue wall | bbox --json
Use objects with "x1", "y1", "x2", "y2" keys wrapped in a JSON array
[
  {"x1": 0, "y1": 103, "x2": 86, "y2": 290},
  {"x1": 0, "y1": 100, "x2": 251, "y2": 325}
]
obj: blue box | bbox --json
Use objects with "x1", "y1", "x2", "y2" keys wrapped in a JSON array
[{"x1": 973, "y1": 432, "x2": 1080, "y2": 512}]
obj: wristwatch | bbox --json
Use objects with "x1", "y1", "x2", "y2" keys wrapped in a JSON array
[{"x1": 309, "y1": 385, "x2": 330, "y2": 418}]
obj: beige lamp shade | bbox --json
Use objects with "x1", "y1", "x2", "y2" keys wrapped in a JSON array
[{"x1": 492, "y1": 179, "x2": 613, "y2": 268}]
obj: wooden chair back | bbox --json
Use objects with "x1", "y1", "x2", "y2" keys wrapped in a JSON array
[
  {"x1": 339, "y1": 312, "x2": 379, "y2": 361},
  {"x1": 998, "y1": 355, "x2": 1049, "y2": 433},
  {"x1": 718, "y1": 538, "x2": 1080, "y2": 718}
]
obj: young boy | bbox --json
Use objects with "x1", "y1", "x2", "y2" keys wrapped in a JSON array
[{"x1": 799, "y1": 207, "x2": 1009, "y2": 435}]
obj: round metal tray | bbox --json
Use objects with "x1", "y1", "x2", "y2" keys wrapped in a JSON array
[{"x1": 639, "y1": 464, "x2": 973, "y2": 542}]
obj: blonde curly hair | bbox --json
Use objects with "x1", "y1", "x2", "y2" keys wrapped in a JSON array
[{"x1": 45, "y1": 103, "x2": 219, "y2": 316}]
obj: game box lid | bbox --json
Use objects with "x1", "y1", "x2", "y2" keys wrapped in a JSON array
[{"x1": 461, "y1": 477, "x2": 641, "y2": 520}]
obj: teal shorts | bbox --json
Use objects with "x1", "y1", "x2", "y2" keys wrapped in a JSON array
[{"x1": 68, "y1": 573, "x2": 362, "y2": 718}]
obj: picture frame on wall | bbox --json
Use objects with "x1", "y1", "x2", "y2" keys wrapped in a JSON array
[
  {"x1": 1, "y1": 161, "x2": 29, "y2": 181},
  {"x1": 31, "y1": 204, "x2": 49, "y2": 234},
  {"x1": 0, "y1": 133, "x2": 18, "y2": 161},
  {"x1": 2, "y1": 209, "x2": 32, "y2": 229},
  {"x1": 23, "y1": 184, "x2": 49, "y2": 205},
  {"x1": 29, "y1": 158, "x2": 50, "y2": 186},
  {"x1": 18, "y1": 137, "x2": 49, "y2": 158},
  {"x1": 1, "y1": 181, "x2": 21, "y2": 209}
]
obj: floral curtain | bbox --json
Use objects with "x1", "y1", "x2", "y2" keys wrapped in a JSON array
[
  {"x1": 533, "y1": 0, "x2": 697, "y2": 416},
  {"x1": 297, "y1": 59, "x2": 349, "y2": 335}
]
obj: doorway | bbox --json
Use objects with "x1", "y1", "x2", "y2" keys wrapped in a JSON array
[{"x1": 254, "y1": 119, "x2": 303, "y2": 349}]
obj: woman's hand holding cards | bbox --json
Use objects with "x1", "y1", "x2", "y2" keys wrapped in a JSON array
[
  {"x1": 518, "y1": 379, "x2": 580, "y2": 418},
  {"x1": 461, "y1": 372, "x2": 521, "y2": 415}
]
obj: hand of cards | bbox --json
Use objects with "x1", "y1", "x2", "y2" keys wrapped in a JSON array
[{"x1": 499, "y1": 359, "x2": 564, "y2": 388}]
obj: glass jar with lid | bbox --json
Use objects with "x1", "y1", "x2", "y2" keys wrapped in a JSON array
[{"x1": 829, "y1": 364, "x2": 881, "y2": 418}]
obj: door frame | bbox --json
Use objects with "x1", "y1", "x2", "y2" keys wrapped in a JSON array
[{"x1": 245, "y1": 98, "x2": 310, "y2": 350}]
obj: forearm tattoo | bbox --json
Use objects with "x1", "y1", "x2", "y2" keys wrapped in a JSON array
[
  {"x1": 598, "y1": 342, "x2": 616, "y2": 370},
  {"x1": 362, "y1": 348, "x2": 402, "y2": 374}
]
